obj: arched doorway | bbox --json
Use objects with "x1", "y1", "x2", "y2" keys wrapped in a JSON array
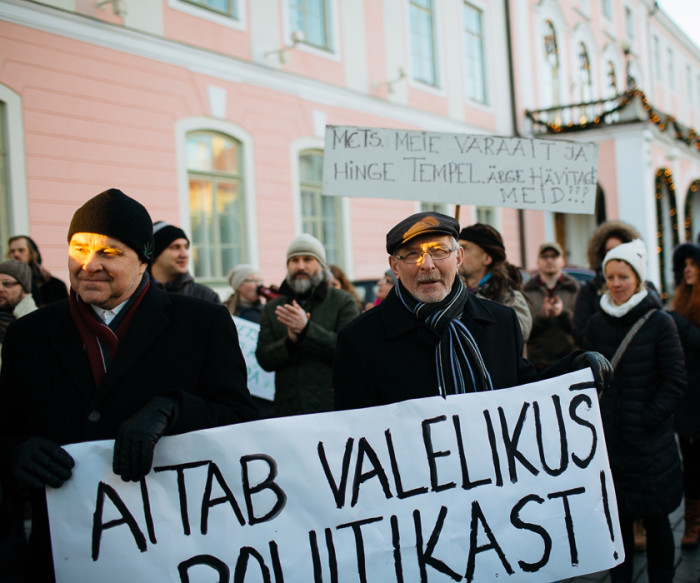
[
  {"x1": 683, "y1": 179, "x2": 700, "y2": 242},
  {"x1": 655, "y1": 168, "x2": 680, "y2": 299}
]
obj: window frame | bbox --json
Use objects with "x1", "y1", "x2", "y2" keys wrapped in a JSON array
[
  {"x1": 408, "y1": 0, "x2": 440, "y2": 88},
  {"x1": 462, "y1": 1, "x2": 488, "y2": 105},
  {"x1": 167, "y1": 0, "x2": 247, "y2": 31},
  {"x1": 287, "y1": 0, "x2": 333, "y2": 53}
]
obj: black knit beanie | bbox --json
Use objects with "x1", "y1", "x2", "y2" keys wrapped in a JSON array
[
  {"x1": 152, "y1": 221, "x2": 189, "y2": 260},
  {"x1": 67, "y1": 188, "x2": 154, "y2": 263},
  {"x1": 458, "y1": 223, "x2": 506, "y2": 263},
  {"x1": 673, "y1": 243, "x2": 700, "y2": 286}
]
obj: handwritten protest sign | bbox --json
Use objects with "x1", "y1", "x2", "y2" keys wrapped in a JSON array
[
  {"x1": 322, "y1": 125, "x2": 599, "y2": 214},
  {"x1": 47, "y1": 369, "x2": 622, "y2": 582},
  {"x1": 233, "y1": 316, "x2": 274, "y2": 402}
]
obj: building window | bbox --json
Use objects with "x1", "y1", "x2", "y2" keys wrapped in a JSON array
[
  {"x1": 183, "y1": 0, "x2": 238, "y2": 18},
  {"x1": 409, "y1": 0, "x2": 438, "y2": 87},
  {"x1": 601, "y1": 0, "x2": 612, "y2": 20},
  {"x1": 299, "y1": 150, "x2": 344, "y2": 266},
  {"x1": 624, "y1": 6, "x2": 634, "y2": 39},
  {"x1": 463, "y1": 2, "x2": 487, "y2": 104},
  {"x1": 668, "y1": 48, "x2": 675, "y2": 90},
  {"x1": 578, "y1": 43, "x2": 593, "y2": 107},
  {"x1": 687, "y1": 64, "x2": 693, "y2": 105},
  {"x1": 289, "y1": 0, "x2": 331, "y2": 51},
  {"x1": 543, "y1": 20, "x2": 560, "y2": 108},
  {"x1": 420, "y1": 202, "x2": 449, "y2": 215},
  {"x1": 653, "y1": 36, "x2": 661, "y2": 81},
  {"x1": 607, "y1": 61, "x2": 618, "y2": 95},
  {"x1": 186, "y1": 131, "x2": 246, "y2": 281},
  {"x1": 475, "y1": 206, "x2": 495, "y2": 226}
]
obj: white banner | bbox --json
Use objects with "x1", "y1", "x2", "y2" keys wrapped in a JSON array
[
  {"x1": 322, "y1": 125, "x2": 599, "y2": 214},
  {"x1": 233, "y1": 316, "x2": 274, "y2": 402},
  {"x1": 47, "y1": 369, "x2": 623, "y2": 582}
]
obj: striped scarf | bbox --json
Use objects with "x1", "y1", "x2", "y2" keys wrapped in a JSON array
[{"x1": 396, "y1": 277, "x2": 493, "y2": 396}]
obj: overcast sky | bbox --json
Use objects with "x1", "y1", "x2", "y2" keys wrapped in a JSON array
[{"x1": 656, "y1": 0, "x2": 700, "y2": 49}]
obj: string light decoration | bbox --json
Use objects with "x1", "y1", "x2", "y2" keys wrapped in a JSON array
[
  {"x1": 526, "y1": 89, "x2": 700, "y2": 151},
  {"x1": 655, "y1": 168, "x2": 680, "y2": 300},
  {"x1": 684, "y1": 179, "x2": 700, "y2": 242}
]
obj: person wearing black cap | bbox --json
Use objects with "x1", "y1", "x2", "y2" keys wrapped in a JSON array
[
  {"x1": 0, "y1": 188, "x2": 256, "y2": 582},
  {"x1": 7, "y1": 235, "x2": 68, "y2": 307},
  {"x1": 457, "y1": 223, "x2": 532, "y2": 341},
  {"x1": 149, "y1": 221, "x2": 220, "y2": 303},
  {"x1": 0, "y1": 260, "x2": 36, "y2": 368},
  {"x1": 333, "y1": 211, "x2": 611, "y2": 411}
]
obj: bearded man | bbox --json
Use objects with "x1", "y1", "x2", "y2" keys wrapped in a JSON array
[{"x1": 256, "y1": 233, "x2": 359, "y2": 416}]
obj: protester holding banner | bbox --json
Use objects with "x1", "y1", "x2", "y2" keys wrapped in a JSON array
[
  {"x1": 457, "y1": 223, "x2": 533, "y2": 342},
  {"x1": 0, "y1": 188, "x2": 257, "y2": 582},
  {"x1": 582, "y1": 239, "x2": 685, "y2": 583},
  {"x1": 333, "y1": 211, "x2": 611, "y2": 409},
  {"x1": 669, "y1": 243, "x2": 700, "y2": 550},
  {"x1": 256, "y1": 233, "x2": 359, "y2": 416}
]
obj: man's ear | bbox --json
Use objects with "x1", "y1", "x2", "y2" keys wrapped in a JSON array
[
  {"x1": 483, "y1": 253, "x2": 493, "y2": 267},
  {"x1": 455, "y1": 246, "x2": 464, "y2": 267},
  {"x1": 388, "y1": 255, "x2": 400, "y2": 280}
]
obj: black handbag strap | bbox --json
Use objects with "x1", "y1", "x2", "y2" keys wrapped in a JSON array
[{"x1": 610, "y1": 309, "x2": 656, "y2": 369}]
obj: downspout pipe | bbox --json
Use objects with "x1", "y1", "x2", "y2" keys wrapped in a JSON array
[{"x1": 504, "y1": 0, "x2": 528, "y2": 268}]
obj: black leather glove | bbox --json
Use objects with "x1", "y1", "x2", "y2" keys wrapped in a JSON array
[
  {"x1": 10, "y1": 437, "x2": 75, "y2": 493},
  {"x1": 113, "y1": 396, "x2": 179, "y2": 482},
  {"x1": 572, "y1": 351, "x2": 613, "y2": 396}
]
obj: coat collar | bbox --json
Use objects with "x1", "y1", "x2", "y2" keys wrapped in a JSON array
[
  {"x1": 379, "y1": 285, "x2": 497, "y2": 340},
  {"x1": 49, "y1": 286, "x2": 172, "y2": 403}
]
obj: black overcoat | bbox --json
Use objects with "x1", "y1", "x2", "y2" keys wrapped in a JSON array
[
  {"x1": 670, "y1": 310, "x2": 700, "y2": 439},
  {"x1": 0, "y1": 284, "x2": 256, "y2": 581},
  {"x1": 582, "y1": 293, "x2": 685, "y2": 517},
  {"x1": 334, "y1": 288, "x2": 577, "y2": 410}
]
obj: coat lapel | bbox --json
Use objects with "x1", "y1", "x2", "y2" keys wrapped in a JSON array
[
  {"x1": 49, "y1": 302, "x2": 96, "y2": 401},
  {"x1": 94, "y1": 286, "x2": 170, "y2": 402}
]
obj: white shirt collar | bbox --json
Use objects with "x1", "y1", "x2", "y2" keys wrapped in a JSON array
[{"x1": 90, "y1": 299, "x2": 129, "y2": 325}]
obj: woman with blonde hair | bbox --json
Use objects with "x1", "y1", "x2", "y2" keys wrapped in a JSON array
[{"x1": 670, "y1": 243, "x2": 700, "y2": 549}]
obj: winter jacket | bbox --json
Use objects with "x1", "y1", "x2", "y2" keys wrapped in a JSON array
[
  {"x1": 473, "y1": 287, "x2": 532, "y2": 342},
  {"x1": 0, "y1": 294, "x2": 37, "y2": 370},
  {"x1": 256, "y1": 281, "x2": 359, "y2": 416},
  {"x1": 334, "y1": 286, "x2": 580, "y2": 411},
  {"x1": 670, "y1": 310, "x2": 700, "y2": 439},
  {"x1": 151, "y1": 271, "x2": 221, "y2": 304},
  {"x1": 582, "y1": 292, "x2": 685, "y2": 517},
  {"x1": 524, "y1": 273, "x2": 579, "y2": 366}
]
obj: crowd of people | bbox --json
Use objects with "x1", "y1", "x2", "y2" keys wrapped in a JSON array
[{"x1": 0, "y1": 191, "x2": 698, "y2": 583}]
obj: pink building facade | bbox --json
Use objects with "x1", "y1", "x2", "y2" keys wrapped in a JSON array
[{"x1": 1, "y1": 0, "x2": 700, "y2": 298}]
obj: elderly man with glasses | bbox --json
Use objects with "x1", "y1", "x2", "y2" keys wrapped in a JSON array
[{"x1": 334, "y1": 211, "x2": 611, "y2": 410}]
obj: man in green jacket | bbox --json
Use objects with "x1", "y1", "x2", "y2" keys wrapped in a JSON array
[{"x1": 256, "y1": 234, "x2": 359, "y2": 416}]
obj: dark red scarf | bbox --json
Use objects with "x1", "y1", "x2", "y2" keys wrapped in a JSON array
[{"x1": 69, "y1": 280, "x2": 150, "y2": 386}]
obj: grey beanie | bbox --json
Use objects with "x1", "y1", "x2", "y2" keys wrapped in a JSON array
[
  {"x1": 228, "y1": 264, "x2": 257, "y2": 291},
  {"x1": 0, "y1": 259, "x2": 32, "y2": 293},
  {"x1": 286, "y1": 233, "x2": 327, "y2": 266}
]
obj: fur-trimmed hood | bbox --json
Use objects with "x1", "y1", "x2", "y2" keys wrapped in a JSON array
[
  {"x1": 673, "y1": 243, "x2": 700, "y2": 286},
  {"x1": 586, "y1": 220, "x2": 641, "y2": 272}
]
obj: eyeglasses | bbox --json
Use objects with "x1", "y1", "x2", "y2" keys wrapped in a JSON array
[
  {"x1": 243, "y1": 278, "x2": 264, "y2": 285},
  {"x1": 0, "y1": 280, "x2": 20, "y2": 289},
  {"x1": 394, "y1": 245, "x2": 457, "y2": 264}
]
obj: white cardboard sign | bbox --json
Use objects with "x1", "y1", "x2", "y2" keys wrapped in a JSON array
[
  {"x1": 322, "y1": 125, "x2": 599, "y2": 214},
  {"x1": 47, "y1": 369, "x2": 622, "y2": 582},
  {"x1": 233, "y1": 316, "x2": 275, "y2": 402}
]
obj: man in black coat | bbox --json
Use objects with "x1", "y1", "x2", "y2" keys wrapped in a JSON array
[
  {"x1": 334, "y1": 211, "x2": 610, "y2": 410},
  {"x1": 0, "y1": 188, "x2": 256, "y2": 582}
]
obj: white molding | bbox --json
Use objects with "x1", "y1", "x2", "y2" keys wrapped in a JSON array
[
  {"x1": 0, "y1": 0, "x2": 480, "y2": 134},
  {"x1": 0, "y1": 83, "x2": 28, "y2": 234}
]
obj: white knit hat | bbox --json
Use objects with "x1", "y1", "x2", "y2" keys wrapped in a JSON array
[
  {"x1": 228, "y1": 264, "x2": 256, "y2": 291},
  {"x1": 603, "y1": 239, "x2": 647, "y2": 282},
  {"x1": 286, "y1": 233, "x2": 327, "y2": 266}
]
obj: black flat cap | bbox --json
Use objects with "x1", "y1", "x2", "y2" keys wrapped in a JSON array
[{"x1": 386, "y1": 211, "x2": 460, "y2": 255}]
